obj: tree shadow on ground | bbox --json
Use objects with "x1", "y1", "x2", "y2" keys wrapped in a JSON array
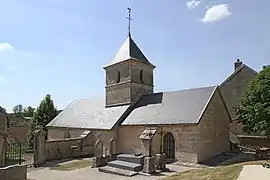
[
  {"x1": 199, "y1": 151, "x2": 266, "y2": 167},
  {"x1": 40, "y1": 157, "x2": 87, "y2": 168}
]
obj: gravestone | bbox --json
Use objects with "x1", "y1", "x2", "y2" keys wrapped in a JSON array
[
  {"x1": 94, "y1": 138, "x2": 103, "y2": 157},
  {"x1": 109, "y1": 138, "x2": 117, "y2": 161}
]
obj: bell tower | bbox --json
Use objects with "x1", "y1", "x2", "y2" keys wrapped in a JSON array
[{"x1": 103, "y1": 8, "x2": 155, "y2": 107}]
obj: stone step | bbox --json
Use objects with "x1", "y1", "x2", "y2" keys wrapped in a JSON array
[
  {"x1": 98, "y1": 166, "x2": 138, "y2": 177},
  {"x1": 107, "y1": 160, "x2": 142, "y2": 172},
  {"x1": 116, "y1": 154, "x2": 145, "y2": 165}
]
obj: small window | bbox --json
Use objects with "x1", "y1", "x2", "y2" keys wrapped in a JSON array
[
  {"x1": 139, "y1": 70, "x2": 143, "y2": 82},
  {"x1": 116, "y1": 71, "x2": 120, "y2": 83}
]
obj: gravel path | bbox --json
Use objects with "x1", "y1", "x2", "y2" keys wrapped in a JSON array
[
  {"x1": 27, "y1": 163, "x2": 194, "y2": 180},
  {"x1": 237, "y1": 165, "x2": 270, "y2": 180}
]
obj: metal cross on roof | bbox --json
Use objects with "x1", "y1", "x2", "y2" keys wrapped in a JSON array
[{"x1": 126, "y1": 7, "x2": 132, "y2": 35}]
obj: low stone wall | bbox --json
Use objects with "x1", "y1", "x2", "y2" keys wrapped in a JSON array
[
  {"x1": 0, "y1": 164, "x2": 27, "y2": 180},
  {"x1": 238, "y1": 135, "x2": 270, "y2": 148},
  {"x1": 45, "y1": 137, "x2": 93, "y2": 161}
]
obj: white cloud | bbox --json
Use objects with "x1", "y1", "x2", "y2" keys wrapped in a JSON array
[
  {"x1": 186, "y1": 0, "x2": 202, "y2": 9},
  {"x1": 0, "y1": 42, "x2": 13, "y2": 51},
  {"x1": 201, "y1": 4, "x2": 231, "y2": 23}
]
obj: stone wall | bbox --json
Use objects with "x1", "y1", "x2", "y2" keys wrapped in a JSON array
[
  {"x1": 0, "y1": 164, "x2": 27, "y2": 180},
  {"x1": 197, "y1": 89, "x2": 230, "y2": 162},
  {"x1": 35, "y1": 128, "x2": 117, "y2": 166},
  {"x1": 118, "y1": 124, "x2": 199, "y2": 163},
  {"x1": 45, "y1": 137, "x2": 93, "y2": 161},
  {"x1": 237, "y1": 135, "x2": 270, "y2": 148},
  {"x1": 0, "y1": 111, "x2": 7, "y2": 166},
  {"x1": 220, "y1": 66, "x2": 257, "y2": 135},
  {"x1": 105, "y1": 60, "x2": 154, "y2": 107}
]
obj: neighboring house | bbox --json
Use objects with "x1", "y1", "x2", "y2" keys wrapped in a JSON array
[
  {"x1": 46, "y1": 33, "x2": 231, "y2": 163},
  {"x1": 7, "y1": 115, "x2": 31, "y2": 142},
  {"x1": 219, "y1": 59, "x2": 262, "y2": 135},
  {"x1": 0, "y1": 106, "x2": 8, "y2": 166}
]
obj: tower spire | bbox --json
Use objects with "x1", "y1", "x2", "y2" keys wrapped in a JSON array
[{"x1": 126, "y1": 7, "x2": 132, "y2": 36}]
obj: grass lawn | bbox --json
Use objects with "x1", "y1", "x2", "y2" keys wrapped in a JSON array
[
  {"x1": 49, "y1": 159, "x2": 91, "y2": 171},
  {"x1": 164, "y1": 160, "x2": 267, "y2": 180}
]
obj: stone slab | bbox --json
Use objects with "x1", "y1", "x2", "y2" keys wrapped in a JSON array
[
  {"x1": 108, "y1": 160, "x2": 142, "y2": 172},
  {"x1": 116, "y1": 154, "x2": 145, "y2": 165},
  {"x1": 98, "y1": 166, "x2": 138, "y2": 177}
]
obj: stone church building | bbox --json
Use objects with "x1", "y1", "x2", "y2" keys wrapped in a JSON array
[{"x1": 46, "y1": 33, "x2": 260, "y2": 163}]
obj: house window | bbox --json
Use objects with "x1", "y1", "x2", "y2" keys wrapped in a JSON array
[
  {"x1": 116, "y1": 71, "x2": 120, "y2": 83},
  {"x1": 139, "y1": 70, "x2": 143, "y2": 82}
]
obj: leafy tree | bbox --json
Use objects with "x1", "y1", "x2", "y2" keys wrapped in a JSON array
[
  {"x1": 23, "y1": 106, "x2": 35, "y2": 117},
  {"x1": 235, "y1": 66, "x2": 270, "y2": 136},
  {"x1": 32, "y1": 94, "x2": 57, "y2": 131},
  {"x1": 13, "y1": 104, "x2": 23, "y2": 117}
]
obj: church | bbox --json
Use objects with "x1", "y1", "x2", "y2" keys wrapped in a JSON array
[{"x1": 46, "y1": 29, "x2": 233, "y2": 163}]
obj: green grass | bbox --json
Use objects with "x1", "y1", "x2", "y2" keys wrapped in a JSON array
[
  {"x1": 163, "y1": 160, "x2": 267, "y2": 180},
  {"x1": 49, "y1": 159, "x2": 91, "y2": 171}
]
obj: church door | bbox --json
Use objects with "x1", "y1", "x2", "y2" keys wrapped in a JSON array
[{"x1": 163, "y1": 132, "x2": 175, "y2": 159}]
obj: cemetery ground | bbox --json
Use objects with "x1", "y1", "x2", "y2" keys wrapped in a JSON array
[{"x1": 27, "y1": 152, "x2": 270, "y2": 180}]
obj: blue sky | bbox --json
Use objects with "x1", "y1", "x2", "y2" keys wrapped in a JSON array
[{"x1": 0, "y1": 0, "x2": 269, "y2": 112}]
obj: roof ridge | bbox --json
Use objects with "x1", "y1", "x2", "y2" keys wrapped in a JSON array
[
  {"x1": 195, "y1": 86, "x2": 218, "y2": 123},
  {"x1": 152, "y1": 85, "x2": 217, "y2": 95}
]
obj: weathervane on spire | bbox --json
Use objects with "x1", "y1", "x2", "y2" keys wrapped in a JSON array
[{"x1": 126, "y1": 7, "x2": 132, "y2": 35}]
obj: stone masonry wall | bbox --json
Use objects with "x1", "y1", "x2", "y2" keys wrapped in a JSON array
[
  {"x1": 220, "y1": 67, "x2": 257, "y2": 135},
  {"x1": 45, "y1": 137, "x2": 92, "y2": 161},
  {"x1": 46, "y1": 127, "x2": 117, "y2": 159},
  {"x1": 0, "y1": 164, "x2": 27, "y2": 180},
  {"x1": 105, "y1": 60, "x2": 154, "y2": 107},
  {"x1": 0, "y1": 112, "x2": 7, "y2": 166},
  {"x1": 198, "y1": 89, "x2": 230, "y2": 162},
  {"x1": 119, "y1": 124, "x2": 200, "y2": 163}
]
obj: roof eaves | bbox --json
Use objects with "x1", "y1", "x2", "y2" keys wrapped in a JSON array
[
  {"x1": 197, "y1": 86, "x2": 218, "y2": 124},
  {"x1": 220, "y1": 64, "x2": 258, "y2": 87}
]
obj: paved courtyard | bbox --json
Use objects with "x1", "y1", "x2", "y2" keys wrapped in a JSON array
[{"x1": 27, "y1": 160, "x2": 195, "y2": 180}]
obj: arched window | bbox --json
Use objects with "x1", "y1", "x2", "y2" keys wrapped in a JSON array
[
  {"x1": 116, "y1": 71, "x2": 120, "y2": 83},
  {"x1": 139, "y1": 70, "x2": 143, "y2": 82}
]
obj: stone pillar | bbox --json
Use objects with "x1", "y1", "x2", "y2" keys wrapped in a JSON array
[
  {"x1": 0, "y1": 133, "x2": 7, "y2": 167},
  {"x1": 33, "y1": 128, "x2": 46, "y2": 167},
  {"x1": 143, "y1": 156, "x2": 155, "y2": 174},
  {"x1": 94, "y1": 138, "x2": 103, "y2": 157}
]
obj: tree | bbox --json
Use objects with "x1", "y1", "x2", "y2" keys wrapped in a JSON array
[
  {"x1": 13, "y1": 104, "x2": 23, "y2": 117},
  {"x1": 235, "y1": 66, "x2": 270, "y2": 136},
  {"x1": 23, "y1": 106, "x2": 35, "y2": 117},
  {"x1": 32, "y1": 94, "x2": 57, "y2": 131}
]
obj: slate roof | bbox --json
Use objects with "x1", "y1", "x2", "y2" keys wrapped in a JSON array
[
  {"x1": 104, "y1": 34, "x2": 155, "y2": 68},
  {"x1": 220, "y1": 64, "x2": 258, "y2": 87},
  {"x1": 46, "y1": 97, "x2": 129, "y2": 130},
  {"x1": 122, "y1": 86, "x2": 217, "y2": 125}
]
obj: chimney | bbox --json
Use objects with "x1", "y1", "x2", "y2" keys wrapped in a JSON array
[
  {"x1": 234, "y1": 59, "x2": 243, "y2": 70},
  {"x1": 263, "y1": 65, "x2": 270, "y2": 69}
]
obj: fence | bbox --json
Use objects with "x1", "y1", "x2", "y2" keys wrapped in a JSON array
[{"x1": 4, "y1": 136, "x2": 34, "y2": 167}]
